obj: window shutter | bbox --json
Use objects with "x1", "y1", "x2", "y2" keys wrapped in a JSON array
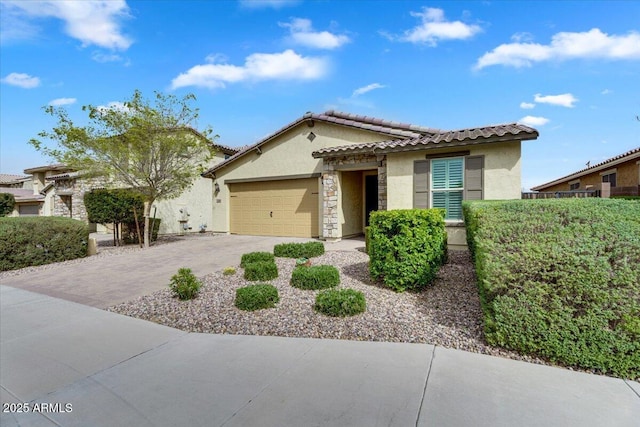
[
  {"x1": 413, "y1": 160, "x2": 429, "y2": 208},
  {"x1": 465, "y1": 155, "x2": 484, "y2": 200}
]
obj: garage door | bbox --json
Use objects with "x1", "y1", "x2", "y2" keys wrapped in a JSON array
[{"x1": 229, "y1": 178, "x2": 319, "y2": 237}]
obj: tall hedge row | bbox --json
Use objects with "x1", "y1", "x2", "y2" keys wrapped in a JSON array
[
  {"x1": 463, "y1": 198, "x2": 640, "y2": 379},
  {"x1": 0, "y1": 217, "x2": 89, "y2": 271},
  {"x1": 368, "y1": 209, "x2": 447, "y2": 292}
]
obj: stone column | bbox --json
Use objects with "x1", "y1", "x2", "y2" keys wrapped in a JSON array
[{"x1": 377, "y1": 155, "x2": 387, "y2": 210}]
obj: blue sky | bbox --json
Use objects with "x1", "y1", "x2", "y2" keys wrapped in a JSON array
[{"x1": 1, "y1": 0, "x2": 639, "y2": 190}]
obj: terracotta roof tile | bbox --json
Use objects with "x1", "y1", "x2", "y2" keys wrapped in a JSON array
[
  {"x1": 0, "y1": 174, "x2": 29, "y2": 184},
  {"x1": 0, "y1": 188, "x2": 44, "y2": 202}
]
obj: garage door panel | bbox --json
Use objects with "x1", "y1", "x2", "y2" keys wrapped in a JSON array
[{"x1": 229, "y1": 178, "x2": 318, "y2": 237}]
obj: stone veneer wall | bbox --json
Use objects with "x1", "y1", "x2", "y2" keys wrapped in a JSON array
[
  {"x1": 53, "y1": 177, "x2": 105, "y2": 222},
  {"x1": 321, "y1": 153, "x2": 387, "y2": 239}
]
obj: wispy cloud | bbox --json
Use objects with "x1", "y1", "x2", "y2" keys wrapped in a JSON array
[
  {"x1": 475, "y1": 28, "x2": 640, "y2": 69},
  {"x1": 389, "y1": 7, "x2": 481, "y2": 46},
  {"x1": 279, "y1": 18, "x2": 350, "y2": 49},
  {"x1": 601, "y1": 89, "x2": 612, "y2": 95},
  {"x1": 534, "y1": 93, "x2": 578, "y2": 108},
  {"x1": 239, "y1": 0, "x2": 299, "y2": 9},
  {"x1": 91, "y1": 51, "x2": 124, "y2": 63},
  {"x1": 520, "y1": 102, "x2": 535, "y2": 109},
  {"x1": 171, "y1": 49, "x2": 328, "y2": 90},
  {"x1": 48, "y1": 97, "x2": 76, "y2": 106},
  {"x1": 1, "y1": 0, "x2": 132, "y2": 49},
  {"x1": 352, "y1": 83, "x2": 385, "y2": 97},
  {"x1": 519, "y1": 116, "x2": 549, "y2": 127},
  {"x1": 1, "y1": 72, "x2": 40, "y2": 88}
]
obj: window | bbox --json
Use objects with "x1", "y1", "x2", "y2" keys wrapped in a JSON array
[
  {"x1": 413, "y1": 155, "x2": 483, "y2": 221},
  {"x1": 431, "y1": 158, "x2": 464, "y2": 220},
  {"x1": 602, "y1": 172, "x2": 617, "y2": 188},
  {"x1": 19, "y1": 204, "x2": 39, "y2": 216},
  {"x1": 569, "y1": 182, "x2": 580, "y2": 190}
]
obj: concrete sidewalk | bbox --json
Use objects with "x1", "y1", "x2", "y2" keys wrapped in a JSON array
[
  {"x1": 2, "y1": 286, "x2": 638, "y2": 427},
  {"x1": 1, "y1": 234, "x2": 362, "y2": 309}
]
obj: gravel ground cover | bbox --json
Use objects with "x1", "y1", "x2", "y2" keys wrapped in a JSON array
[{"x1": 108, "y1": 249, "x2": 551, "y2": 367}]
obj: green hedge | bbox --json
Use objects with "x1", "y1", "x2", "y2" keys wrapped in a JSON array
[
  {"x1": 368, "y1": 209, "x2": 447, "y2": 292},
  {"x1": 122, "y1": 218, "x2": 161, "y2": 244},
  {"x1": 0, "y1": 217, "x2": 88, "y2": 271},
  {"x1": 290, "y1": 265, "x2": 340, "y2": 290},
  {"x1": 315, "y1": 288, "x2": 366, "y2": 317},
  {"x1": 240, "y1": 252, "x2": 275, "y2": 268},
  {"x1": 463, "y1": 198, "x2": 640, "y2": 379},
  {"x1": 0, "y1": 193, "x2": 15, "y2": 217},
  {"x1": 244, "y1": 261, "x2": 278, "y2": 281},
  {"x1": 274, "y1": 241, "x2": 325, "y2": 258},
  {"x1": 235, "y1": 284, "x2": 279, "y2": 311}
]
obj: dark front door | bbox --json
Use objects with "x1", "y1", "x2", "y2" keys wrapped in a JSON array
[{"x1": 365, "y1": 174, "x2": 378, "y2": 226}]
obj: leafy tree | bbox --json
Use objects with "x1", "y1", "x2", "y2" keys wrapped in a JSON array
[
  {"x1": 30, "y1": 90, "x2": 217, "y2": 247},
  {"x1": 84, "y1": 189, "x2": 144, "y2": 246},
  {"x1": 0, "y1": 193, "x2": 16, "y2": 217}
]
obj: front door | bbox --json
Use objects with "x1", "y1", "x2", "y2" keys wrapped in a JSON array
[{"x1": 365, "y1": 174, "x2": 378, "y2": 226}]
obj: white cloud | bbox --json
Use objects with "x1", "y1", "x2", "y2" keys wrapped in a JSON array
[
  {"x1": 352, "y1": 83, "x2": 385, "y2": 97},
  {"x1": 601, "y1": 89, "x2": 612, "y2": 95},
  {"x1": 96, "y1": 101, "x2": 130, "y2": 114},
  {"x1": 91, "y1": 51, "x2": 124, "y2": 63},
  {"x1": 2, "y1": 0, "x2": 132, "y2": 49},
  {"x1": 279, "y1": 18, "x2": 350, "y2": 49},
  {"x1": 520, "y1": 102, "x2": 535, "y2": 109},
  {"x1": 49, "y1": 97, "x2": 76, "y2": 106},
  {"x1": 398, "y1": 7, "x2": 481, "y2": 46},
  {"x1": 239, "y1": 0, "x2": 299, "y2": 9},
  {"x1": 171, "y1": 49, "x2": 328, "y2": 90},
  {"x1": 475, "y1": 28, "x2": 640, "y2": 69},
  {"x1": 511, "y1": 32, "x2": 534, "y2": 43},
  {"x1": 519, "y1": 116, "x2": 549, "y2": 127},
  {"x1": 1, "y1": 72, "x2": 40, "y2": 88},
  {"x1": 534, "y1": 93, "x2": 578, "y2": 108}
]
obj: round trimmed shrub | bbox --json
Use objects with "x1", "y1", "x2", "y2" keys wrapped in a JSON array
[
  {"x1": 290, "y1": 265, "x2": 339, "y2": 290},
  {"x1": 235, "y1": 284, "x2": 279, "y2": 311},
  {"x1": 315, "y1": 288, "x2": 366, "y2": 317},
  {"x1": 169, "y1": 267, "x2": 201, "y2": 300},
  {"x1": 244, "y1": 261, "x2": 278, "y2": 281},
  {"x1": 240, "y1": 251, "x2": 275, "y2": 268}
]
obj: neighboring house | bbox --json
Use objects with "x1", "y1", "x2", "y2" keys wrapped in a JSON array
[
  {"x1": 203, "y1": 110, "x2": 539, "y2": 248},
  {"x1": 0, "y1": 173, "x2": 42, "y2": 216},
  {"x1": 531, "y1": 147, "x2": 640, "y2": 196},
  {"x1": 21, "y1": 131, "x2": 238, "y2": 235}
]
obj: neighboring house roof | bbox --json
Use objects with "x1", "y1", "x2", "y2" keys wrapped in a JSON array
[
  {"x1": 23, "y1": 163, "x2": 68, "y2": 174},
  {"x1": 203, "y1": 110, "x2": 441, "y2": 176},
  {"x1": 46, "y1": 171, "x2": 82, "y2": 180},
  {"x1": 0, "y1": 174, "x2": 29, "y2": 184},
  {"x1": 312, "y1": 123, "x2": 539, "y2": 158},
  {"x1": 0, "y1": 188, "x2": 44, "y2": 203},
  {"x1": 531, "y1": 146, "x2": 640, "y2": 191}
]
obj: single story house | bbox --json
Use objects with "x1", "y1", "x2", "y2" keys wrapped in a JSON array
[
  {"x1": 203, "y1": 110, "x2": 539, "y2": 248},
  {"x1": 531, "y1": 147, "x2": 640, "y2": 197}
]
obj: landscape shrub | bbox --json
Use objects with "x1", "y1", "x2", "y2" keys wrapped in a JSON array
[
  {"x1": 223, "y1": 266, "x2": 236, "y2": 276},
  {"x1": 0, "y1": 193, "x2": 15, "y2": 217},
  {"x1": 274, "y1": 241, "x2": 325, "y2": 258},
  {"x1": 290, "y1": 265, "x2": 340, "y2": 290},
  {"x1": 240, "y1": 251, "x2": 275, "y2": 268},
  {"x1": 364, "y1": 226, "x2": 370, "y2": 254},
  {"x1": 122, "y1": 218, "x2": 161, "y2": 244},
  {"x1": 235, "y1": 284, "x2": 279, "y2": 311},
  {"x1": 244, "y1": 261, "x2": 278, "y2": 281},
  {"x1": 0, "y1": 217, "x2": 88, "y2": 271},
  {"x1": 463, "y1": 198, "x2": 640, "y2": 379},
  {"x1": 168, "y1": 267, "x2": 201, "y2": 300},
  {"x1": 315, "y1": 288, "x2": 366, "y2": 317},
  {"x1": 368, "y1": 209, "x2": 447, "y2": 292}
]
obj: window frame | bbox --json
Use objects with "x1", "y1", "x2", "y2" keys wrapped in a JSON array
[{"x1": 430, "y1": 156, "x2": 465, "y2": 221}]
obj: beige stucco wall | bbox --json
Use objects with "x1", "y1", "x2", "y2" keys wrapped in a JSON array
[
  {"x1": 211, "y1": 121, "x2": 393, "y2": 234},
  {"x1": 339, "y1": 170, "x2": 363, "y2": 237},
  {"x1": 386, "y1": 141, "x2": 522, "y2": 246}
]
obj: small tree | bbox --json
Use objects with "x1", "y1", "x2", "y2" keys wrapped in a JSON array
[
  {"x1": 0, "y1": 193, "x2": 16, "y2": 217},
  {"x1": 30, "y1": 90, "x2": 218, "y2": 248},
  {"x1": 84, "y1": 189, "x2": 144, "y2": 246}
]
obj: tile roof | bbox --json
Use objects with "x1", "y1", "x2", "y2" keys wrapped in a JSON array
[
  {"x1": 0, "y1": 188, "x2": 44, "y2": 202},
  {"x1": 312, "y1": 123, "x2": 539, "y2": 157},
  {"x1": 23, "y1": 163, "x2": 68, "y2": 174},
  {"x1": 46, "y1": 171, "x2": 82, "y2": 180},
  {"x1": 0, "y1": 174, "x2": 29, "y2": 184},
  {"x1": 531, "y1": 146, "x2": 640, "y2": 191},
  {"x1": 202, "y1": 110, "x2": 440, "y2": 176}
]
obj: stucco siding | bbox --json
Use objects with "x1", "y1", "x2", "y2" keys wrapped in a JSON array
[{"x1": 153, "y1": 176, "x2": 214, "y2": 234}]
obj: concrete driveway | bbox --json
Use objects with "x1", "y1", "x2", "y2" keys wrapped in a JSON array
[{"x1": 1, "y1": 234, "x2": 363, "y2": 309}]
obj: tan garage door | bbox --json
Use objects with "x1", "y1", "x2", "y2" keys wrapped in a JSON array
[{"x1": 229, "y1": 178, "x2": 319, "y2": 237}]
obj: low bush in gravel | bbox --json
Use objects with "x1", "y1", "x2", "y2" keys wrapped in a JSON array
[
  {"x1": 222, "y1": 267, "x2": 236, "y2": 276},
  {"x1": 240, "y1": 252, "x2": 275, "y2": 268},
  {"x1": 235, "y1": 284, "x2": 280, "y2": 311},
  {"x1": 0, "y1": 217, "x2": 88, "y2": 271},
  {"x1": 315, "y1": 288, "x2": 366, "y2": 317},
  {"x1": 369, "y1": 209, "x2": 447, "y2": 292},
  {"x1": 290, "y1": 265, "x2": 339, "y2": 290},
  {"x1": 463, "y1": 198, "x2": 640, "y2": 379},
  {"x1": 274, "y1": 241, "x2": 325, "y2": 258},
  {"x1": 169, "y1": 267, "x2": 201, "y2": 300},
  {"x1": 244, "y1": 261, "x2": 278, "y2": 281}
]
